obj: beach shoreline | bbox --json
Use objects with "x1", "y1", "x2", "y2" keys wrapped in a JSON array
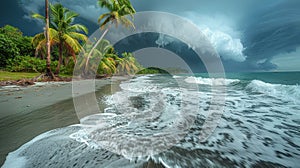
[
  {"x1": 0, "y1": 76, "x2": 132, "y2": 118},
  {"x1": 0, "y1": 76, "x2": 129, "y2": 166}
]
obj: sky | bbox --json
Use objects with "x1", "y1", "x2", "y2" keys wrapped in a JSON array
[{"x1": 0, "y1": 0, "x2": 300, "y2": 72}]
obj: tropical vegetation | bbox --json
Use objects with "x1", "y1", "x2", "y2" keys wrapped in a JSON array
[
  {"x1": 0, "y1": 25, "x2": 34, "y2": 67},
  {"x1": 84, "y1": 0, "x2": 136, "y2": 75},
  {"x1": 0, "y1": 0, "x2": 144, "y2": 81},
  {"x1": 32, "y1": 3, "x2": 88, "y2": 76}
]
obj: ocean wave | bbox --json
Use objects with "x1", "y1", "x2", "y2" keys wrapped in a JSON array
[
  {"x1": 246, "y1": 80, "x2": 300, "y2": 103},
  {"x1": 184, "y1": 76, "x2": 240, "y2": 85},
  {"x1": 3, "y1": 74, "x2": 300, "y2": 167}
]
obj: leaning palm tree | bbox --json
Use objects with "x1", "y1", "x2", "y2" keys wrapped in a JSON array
[
  {"x1": 84, "y1": 0, "x2": 136, "y2": 73},
  {"x1": 32, "y1": 3, "x2": 88, "y2": 75}
]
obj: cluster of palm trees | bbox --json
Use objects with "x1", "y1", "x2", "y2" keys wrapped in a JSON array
[
  {"x1": 33, "y1": 0, "x2": 139, "y2": 79},
  {"x1": 78, "y1": 39, "x2": 140, "y2": 77}
]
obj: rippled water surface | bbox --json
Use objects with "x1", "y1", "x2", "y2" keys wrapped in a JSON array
[{"x1": 2, "y1": 73, "x2": 300, "y2": 168}]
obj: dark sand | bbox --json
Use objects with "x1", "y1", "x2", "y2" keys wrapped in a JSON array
[{"x1": 0, "y1": 77, "x2": 127, "y2": 166}]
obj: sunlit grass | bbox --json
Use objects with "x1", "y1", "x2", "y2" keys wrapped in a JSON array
[
  {"x1": 0, "y1": 71, "x2": 73, "y2": 81},
  {"x1": 58, "y1": 74, "x2": 72, "y2": 78},
  {"x1": 0, "y1": 71, "x2": 40, "y2": 81}
]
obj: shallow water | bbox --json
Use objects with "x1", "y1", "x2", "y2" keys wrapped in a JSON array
[{"x1": 2, "y1": 73, "x2": 300, "y2": 167}]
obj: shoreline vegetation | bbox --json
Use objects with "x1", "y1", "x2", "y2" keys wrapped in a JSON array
[
  {"x1": 0, "y1": 71, "x2": 72, "y2": 86},
  {"x1": 0, "y1": 66, "x2": 188, "y2": 86},
  {"x1": 0, "y1": 0, "x2": 140, "y2": 83}
]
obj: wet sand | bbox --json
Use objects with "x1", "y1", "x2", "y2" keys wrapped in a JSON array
[{"x1": 0, "y1": 78, "x2": 126, "y2": 166}]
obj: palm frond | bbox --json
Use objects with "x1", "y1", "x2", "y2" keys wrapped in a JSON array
[
  {"x1": 67, "y1": 24, "x2": 88, "y2": 34},
  {"x1": 32, "y1": 33, "x2": 45, "y2": 47},
  {"x1": 32, "y1": 13, "x2": 45, "y2": 21},
  {"x1": 98, "y1": 13, "x2": 110, "y2": 23},
  {"x1": 63, "y1": 34, "x2": 82, "y2": 52},
  {"x1": 65, "y1": 11, "x2": 79, "y2": 23},
  {"x1": 68, "y1": 32, "x2": 87, "y2": 42},
  {"x1": 100, "y1": 17, "x2": 113, "y2": 29}
]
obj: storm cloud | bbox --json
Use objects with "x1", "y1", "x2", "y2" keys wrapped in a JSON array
[{"x1": 12, "y1": 0, "x2": 300, "y2": 71}]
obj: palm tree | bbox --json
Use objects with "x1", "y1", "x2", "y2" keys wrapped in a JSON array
[
  {"x1": 50, "y1": 4, "x2": 88, "y2": 74},
  {"x1": 32, "y1": 3, "x2": 88, "y2": 75},
  {"x1": 98, "y1": 56, "x2": 117, "y2": 75},
  {"x1": 32, "y1": 27, "x2": 58, "y2": 58},
  {"x1": 45, "y1": 0, "x2": 54, "y2": 78},
  {"x1": 98, "y1": 43, "x2": 119, "y2": 76},
  {"x1": 117, "y1": 52, "x2": 140, "y2": 75},
  {"x1": 84, "y1": 0, "x2": 136, "y2": 74},
  {"x1": 80, "y1": 39, "x2": 117, "y2": 76}
]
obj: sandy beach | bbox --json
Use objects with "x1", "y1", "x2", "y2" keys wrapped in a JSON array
[{"x1": 0, "y1": 77, "x2": 127, "y2": 166}]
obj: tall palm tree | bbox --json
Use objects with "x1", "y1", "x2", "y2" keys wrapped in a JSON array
[
  {"x1": 84, "y1": 0, "x2": 136, "y2": 73},
  {"x1": 45, "y1": 0, "x2": 54, "y2": 78},
  {"x1": 32, "y1": 3, "x2": 88, "y2": 75},
  {"x1": 50, "y1": 4, "x2": 88, "y2": 74}
]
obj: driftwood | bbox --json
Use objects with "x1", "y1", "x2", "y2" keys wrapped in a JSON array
[{"x1": 0, "y1": 79, "x2": 35, "y2": 86}]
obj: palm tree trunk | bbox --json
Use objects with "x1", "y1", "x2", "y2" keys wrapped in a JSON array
[
  {"x1": 55, "y1": 41, "x2": 63, "y2": 75},
  {"x1": 45, "y1": 0, "x2": 55, "y2": 79},
  {"x1": 84, "y1": 28, "x2": 109, "y2": 75}
]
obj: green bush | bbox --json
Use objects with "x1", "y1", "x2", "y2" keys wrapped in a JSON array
[
  {"x1": 0, "y1": 25, "x2": 35, "y2": 68},
  {"x1": 0, "y1": 34, "x2": 20, "y2": 67},
  {"x1": 6, "y1": 56, "x2": 58, "y2": 73},
  {"x1": 60, "y1": 59, "x2": 75, "y2": 75}
]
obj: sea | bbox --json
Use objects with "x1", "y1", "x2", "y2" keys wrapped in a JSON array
[{"x1": 2, "y1": 72, "x2": 300, "y2": 168}]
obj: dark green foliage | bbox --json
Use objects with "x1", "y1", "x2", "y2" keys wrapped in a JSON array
[
  {"x1": 137, "y1": 67, "x2": 169, "y2": 74},
  {"x1": 18, "y1": 36, "x2": 35, "y2": 56},
  {"x1": 0, "y1": 25, "x2": 23, "y2": 39},
  {"x1": 164, "y1": 67, "x2": 188, "y2": 74},
  {"x1": 0, "y1": 34, "x2": 20, "y2": 67},
  {"x1": 0, "y1": 25, "x2": 35, "y2": 68},
  {"x1": 0, "y1": 25, "x2": 35, "y2": 56},
  {"x1": 6, "y1": 56, "x2": 58, "y2": 73},
  {"x1": 60, "y1": 59, "x2": 75, "y2": 75}
]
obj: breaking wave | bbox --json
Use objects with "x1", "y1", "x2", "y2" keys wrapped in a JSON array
[{"x1": 184, "y1": 76, "x2": 240, "y2": 85}]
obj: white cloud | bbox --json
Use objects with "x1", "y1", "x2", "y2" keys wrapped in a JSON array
[
  {"x1": 183, "y1": 13, "x2": 247, "y2": 62},
  {"x1": 201, "y1": 27, "x2": 246, "y2": 62}
]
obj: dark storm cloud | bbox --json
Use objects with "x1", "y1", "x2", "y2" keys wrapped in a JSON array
[
  {"x1": 242, "y1": 0, "x2": 300, "y2": 70},
  {"x1": 5, "y1": 0, "x2": 300, "y2": 71},
  {"x1": 0, "y1": 0, "x2": 42, "y2": 35},
  {"x1": 131, "y1": 0, "x2": 300, "y2": 71}
]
